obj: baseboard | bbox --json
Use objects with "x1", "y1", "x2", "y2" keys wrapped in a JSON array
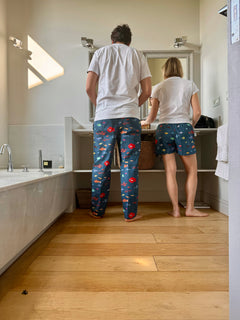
[{"x1": 201, "y1": 191, "x2": 229, "y2": 215}]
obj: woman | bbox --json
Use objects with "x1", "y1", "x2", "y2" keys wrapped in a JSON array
[{"x1": 141, "y1": 57, "x2": 208, "y2": 217}]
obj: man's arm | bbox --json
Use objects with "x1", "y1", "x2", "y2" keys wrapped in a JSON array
[
  {"x1": 191, "y1": 93, "x2": 201, "y2": 127},
  {"x1": 138, "y1": 77, "x2": 152, "y2": 106},
  {"x1": 86, "y1": 71, "x2": 98, "y2": 107}
]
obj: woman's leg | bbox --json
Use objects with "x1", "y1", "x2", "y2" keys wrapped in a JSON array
[
  {"x1": 119, "y1": 118, "x2": 142, "y2": 221},
  {"x1": 91, "y1": 119, "x2": 116, "y2": 217},
  {"x1": 162, "y1": 153, "x2": 181, "y2": 217},
  {"x1": 179, "y1": 154, "x2": 208, "y2": 217}
]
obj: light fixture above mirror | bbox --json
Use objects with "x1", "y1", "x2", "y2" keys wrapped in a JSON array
[
  {"x1": 173, "y1": 36, "x2": 187, "y2": 48},
  {"x1": 81, "y1": 37, "x2": 95, "y2": 50}
]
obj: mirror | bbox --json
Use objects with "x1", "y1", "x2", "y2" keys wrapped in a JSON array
[{"x1": 141, "y1": 50, "x2": 194, "y2": 120}]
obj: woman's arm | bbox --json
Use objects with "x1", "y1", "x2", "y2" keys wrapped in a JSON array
[
  {"x1": 191, "y1": 93, "x2": 201, "y2": 127},
  {"x1": 86, "y1": 71, "x2": 98, "y2": 107},
  {"x1": 141, "y1": 98, "x2": 159, "y2": 125}
]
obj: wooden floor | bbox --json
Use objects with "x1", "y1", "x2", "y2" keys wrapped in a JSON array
[{"x1": 0, "y1": 203, "x2": 229, "y2": 320}]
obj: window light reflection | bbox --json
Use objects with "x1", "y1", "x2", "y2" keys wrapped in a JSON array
[
  {"x1": 27, "y1": 35, "x2": 64, "y2": 89},
  {"x1": 28, "y1": 69, "x2": 43, "y2": 89}
]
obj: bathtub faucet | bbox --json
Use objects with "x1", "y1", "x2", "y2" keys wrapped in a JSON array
[
  {"x1": 39, "y1": 149, "x2": 43, "y2": 172},
  {"x1": 0, "y1": 144, "x2": 14, "y2": 172}
]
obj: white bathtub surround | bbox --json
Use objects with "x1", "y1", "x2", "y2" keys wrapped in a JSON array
[
  {"x1": 0, "y1": 168, "x2": 70, "y2": 191},
  {"x1": 0, "y1": 169, "x2": 74, "y2": 274}
]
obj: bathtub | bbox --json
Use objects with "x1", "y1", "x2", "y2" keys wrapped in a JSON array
[{"x1": 0, "y1": 169, "x2": 74, "y2": 274}]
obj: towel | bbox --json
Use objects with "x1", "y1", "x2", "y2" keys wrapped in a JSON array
[
  {"x1": 215, "y1": 124, "x2": 229, "y2": 180},
  {"x1": 216, "y1": 124, "x2": 228, "y2": 162}
]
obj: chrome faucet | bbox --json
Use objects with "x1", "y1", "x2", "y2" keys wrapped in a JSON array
[
  {"x1": 0, "y1": 144, "x2": 14, "y2": 172},
  {"x1": 39, "y1": 149, "x2": 43, "y2": 171}
]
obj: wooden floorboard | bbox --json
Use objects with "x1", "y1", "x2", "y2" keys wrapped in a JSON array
[
  {"x1": 0, "y1": 203, "x2": 229, "y2": 319},
  {"x1": 41, "y1": 242, "x2": 228, "y2": 256},
  {"x1": 0, "y1": 292, "x2": 229, "y2": 320},
  {"x1": 11, "y1": 271, "x2": 228, "y2": 292}
]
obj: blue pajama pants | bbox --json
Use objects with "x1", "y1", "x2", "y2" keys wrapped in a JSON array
[{"x1": 91, "y1": 118, "x2": 141, "y2": 220}]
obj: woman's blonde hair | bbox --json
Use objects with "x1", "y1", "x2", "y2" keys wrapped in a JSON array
[{"x1": 162, "y1": 57, "x2": 183, "y2": 78}]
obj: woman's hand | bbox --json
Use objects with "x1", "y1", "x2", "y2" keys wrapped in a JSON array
[
  {"x1": 142, "y1": 98, "x2": 159, "y2": 126},
  {"x1": 141, "y1": 120, "x2": 149, "y2": 126}
]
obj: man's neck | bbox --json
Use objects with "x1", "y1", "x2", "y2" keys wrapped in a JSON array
[{"x1": 112, "y1": 41, "x2": 130, "y2": 46}]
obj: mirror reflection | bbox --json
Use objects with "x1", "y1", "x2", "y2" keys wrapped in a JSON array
[{"x1": 141, "y1": 51, "x2": 193, "y2": 120}]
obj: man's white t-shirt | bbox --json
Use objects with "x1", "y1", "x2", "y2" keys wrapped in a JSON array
[
  {"x1": 88, "y1": 43, "x2": 151, "y2": 121},
  {"x1": 151, "y1": 77, "x2": 199, "y2": 124}
]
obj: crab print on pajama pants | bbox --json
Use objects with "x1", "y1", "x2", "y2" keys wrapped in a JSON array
[{"x1": 91, "y1": 118, "x2": 141, "y2": 220}]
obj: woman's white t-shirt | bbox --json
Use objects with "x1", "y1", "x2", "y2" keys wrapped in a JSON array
[
  {"x1": 151, "y1": 77, "x2": 199, "y2": 124},
  {"x1": 88, "y1": 43, "x2": 151, "y2": 121}
]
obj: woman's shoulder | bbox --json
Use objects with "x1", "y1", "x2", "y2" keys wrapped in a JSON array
[
  {"x1": 151, "y1": 82, "x2": 163, "y2": 95},
  {"x1": 173, "y1": 77, "x2": 197, "y2": 88}
]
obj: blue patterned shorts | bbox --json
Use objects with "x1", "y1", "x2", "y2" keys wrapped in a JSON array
[{"x1": 155, "y1": 123, "x2": 196, "y2": 156}]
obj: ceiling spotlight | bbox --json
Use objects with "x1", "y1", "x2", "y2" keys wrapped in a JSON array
[
  {"x1": 9, "y1": 36, "x2": 23, "y2": 49},
  {"x1": 173, "y1": 37, "x2": 187, "y2": 48},
  {"x1": 81, "y1": 37, "x2": 95, "y2": 49}
]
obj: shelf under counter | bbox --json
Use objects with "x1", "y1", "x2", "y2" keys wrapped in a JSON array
[
  {"x1": 73, "y1": 169, "x2": 216, "y2": 173},
  {"x1": 142, "y1": 127, "x2": 217, "y2": 135},
  {"x1": 72, "y1": 127, "x2": 218, "y2": 136}
]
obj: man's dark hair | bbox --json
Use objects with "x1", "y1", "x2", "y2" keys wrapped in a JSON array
[{"x1": 111, "y1": 24, "x2": 132, "y2": 45}]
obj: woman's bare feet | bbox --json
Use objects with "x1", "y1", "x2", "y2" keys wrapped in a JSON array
[
  {"x1": 185, "y1": 208, "x2": 208, "y2": 217},
  {"x1": 88, "y1": 211, "x2": 103, "y2": 219},
  {"x1": 125, "y1": 215, "x2": 143, "y2": 222}
]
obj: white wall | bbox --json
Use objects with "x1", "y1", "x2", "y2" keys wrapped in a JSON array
[
  {"x1": 0, "y1": 0, "x2": 8, "y2": 168},
  {"x1": 200, "y1": 0, "x2": 228, "y2": 125},
  {"x1": 199, "y1": 0, "x2": 228, "y2": 215}
]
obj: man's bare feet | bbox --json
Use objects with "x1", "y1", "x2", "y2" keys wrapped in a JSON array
[
  {"x1": 168, "y1": 210, "x2": 181, "y2": 218},
  {"x1": 167, "y1": 206, "x2": 181, "y2": 218},
  {"x1": 185, "y1": 208, "x2": 208, "y2": 217},
  {"x1": 125, "y1": 215, "x2": 143, "y2": 222},
  {"x1": 88, "y1": 211, "x2": 103, "y2": 219}
]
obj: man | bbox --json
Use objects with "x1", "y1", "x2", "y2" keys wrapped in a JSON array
[{"x1": 86, "y1": 24, "x2": 151, "y2": 221}]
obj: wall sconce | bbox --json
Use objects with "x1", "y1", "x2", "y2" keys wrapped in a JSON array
[
  {"x1": 218, "y1": 5, "x2": 227, "y2": 17},
  {"x1": 173, "y1": 36, "x2": 187, "y2": 48},
  {"x1": 173, "y1": 36, "x2": 201, "y2": 52},
  {"x1": 81, "y1": 37, "x2": 95, "y2": 49},
  {"x1": 9, "y1": 36, "x2": 23, "y2": 49},
  {"x1": 9, "y1": 36, "x2": 32, "y2": 60}
]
